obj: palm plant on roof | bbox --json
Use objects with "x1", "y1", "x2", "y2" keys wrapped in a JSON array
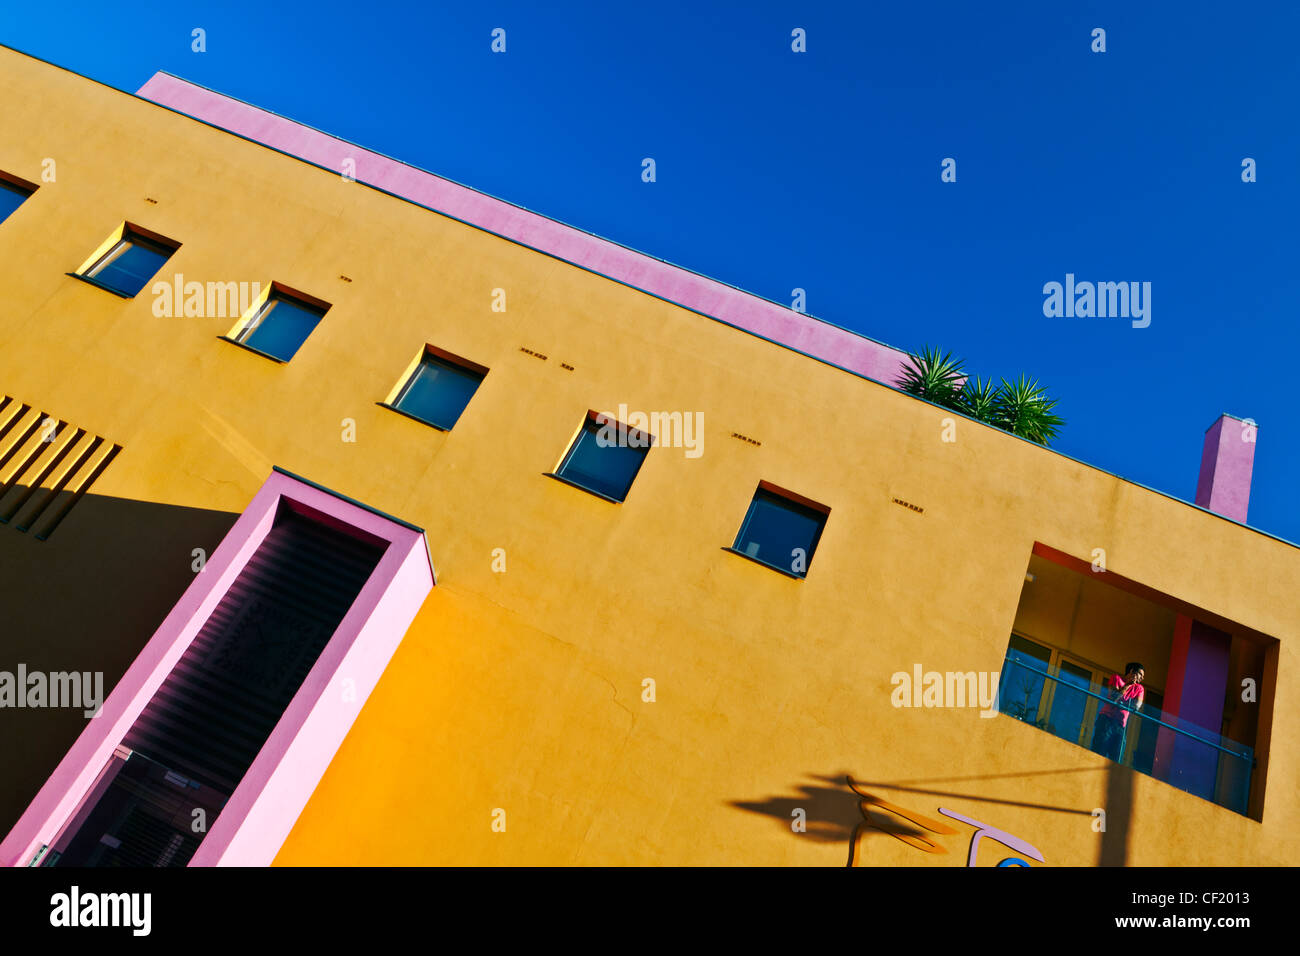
[
  {"x1": 958, "y1": 376, "x2": 1000, "y2": 424},
  {"x1": 992, "y1": 375, "x2": 1065, "y2": 446},
  {"x1": 897, "y1": 345, "x2": 965, "y2": 409},
  {"x1": 898, "y1": 348, "x2": 1066, "y2": 446}
]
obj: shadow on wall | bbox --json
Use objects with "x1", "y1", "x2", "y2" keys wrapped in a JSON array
[
  {"x1": 0, "y1": 488, "x2": 237, "y2": 835},
  {"x1": 731, "y1": 768, "x2": 1131, "y2": 866},
  {"x1": 1099, "y1": 760, "x2": 1135, "y2": 866}
]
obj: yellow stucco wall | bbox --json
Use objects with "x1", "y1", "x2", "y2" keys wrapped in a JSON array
[{"x1": 0, "y1": 47, "x2": 1295, "y2": 865}]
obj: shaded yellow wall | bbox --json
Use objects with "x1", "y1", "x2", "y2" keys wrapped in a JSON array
[{"x1": 1, "y1": 47, "x2": 1296, "y2": 865}]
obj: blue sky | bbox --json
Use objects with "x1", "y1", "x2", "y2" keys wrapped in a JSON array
[{"x1": 6, "y1": 1, "x2": 1299, "y2": 542}]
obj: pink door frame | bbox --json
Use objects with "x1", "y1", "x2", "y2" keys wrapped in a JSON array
[{"x1": 0, "y1": 468, "x2": 435, "y2": 867}]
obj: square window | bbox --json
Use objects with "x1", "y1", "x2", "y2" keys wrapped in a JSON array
[
  {"x1": 0, "y1": 174, "x2": 35, "y2": 224},
  {"x1": 551, "y1": 412, "x2": 651, "y2": 502},
  {"x1": 231, "y1": 290, "x2": 328, "y2": 362},
  {"x1": 731, "y1": 483, "x2": 829, "y2": 578},
  {"x1": 80, "y1": 227, "x2": 177, "y2": 297},
  {"x1": 387, "y1": 347, "x2": 487, "y2": 430}
]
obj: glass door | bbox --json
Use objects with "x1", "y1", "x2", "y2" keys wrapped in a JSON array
[{"x1": 1044, "y1": 657, "x2": 1099, "y2": 746}]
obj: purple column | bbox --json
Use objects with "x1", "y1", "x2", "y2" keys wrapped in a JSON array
[{"x1": 1165, "y1": 620, "x2": 1233, "y2": 800}]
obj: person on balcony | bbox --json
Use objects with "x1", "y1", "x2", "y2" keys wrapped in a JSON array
[{"x1": 1090, "y1": 662, "x2": 1145, "y2": 761}]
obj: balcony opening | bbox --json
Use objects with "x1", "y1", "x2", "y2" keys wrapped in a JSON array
[{"x1": 999, "y1": 543, "x2": 1277, "y2": 819}]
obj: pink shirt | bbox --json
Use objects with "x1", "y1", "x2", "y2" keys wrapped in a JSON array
[{"x1": 1100, "y1": 674, "x2": 1144, "y2": 726}]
